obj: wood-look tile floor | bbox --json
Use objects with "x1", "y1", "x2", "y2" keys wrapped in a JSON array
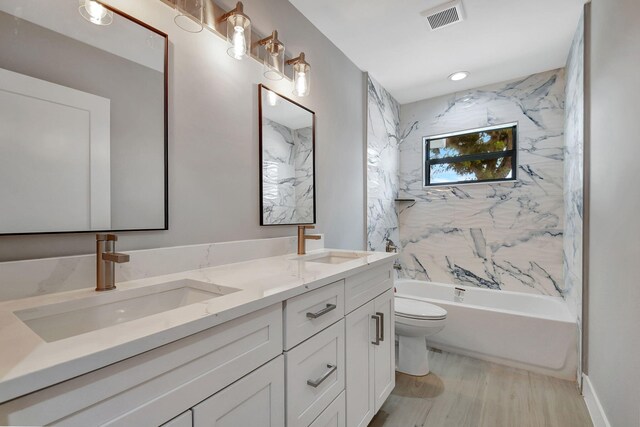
[{"x1": 369, "y1": 351, "x2": 592, "y2": 427}]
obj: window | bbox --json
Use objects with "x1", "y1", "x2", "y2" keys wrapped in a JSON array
[{"x1": 423, "y1": 123, "x2": 517, "y2": 186}]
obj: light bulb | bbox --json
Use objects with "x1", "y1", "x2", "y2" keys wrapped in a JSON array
[
  {"x1": 294, "y1": 72, "x2": 307, "y2": 97},
  {"x1": 86, "y1": 0, "x2": 107, "y2": 20},
  {"x1": 79, "y1": 0, "x2": 113, "y2": 25},
  {"x1": 229, "y1": 26, "x2": 246, "y2": 59}
]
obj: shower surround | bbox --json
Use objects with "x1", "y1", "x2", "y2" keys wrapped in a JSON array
[
  {"x1": 366, "y1": 74, "x2": 401, "y2": 252},
  {"x1": 397, "y1": 69, "x2": 566, "y2": 296}
]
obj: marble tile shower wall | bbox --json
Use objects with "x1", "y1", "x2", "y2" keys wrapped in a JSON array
[
  {"x1": 367, "y1": 75, "x2": 401, "y2": 252},
  {"x1": 564, "y1": 14, "x2": 584, "y2": 320},
  {"x1": 398, "y1": 69, "x2": 566, "y2": 296},
  {"x1": 262, "y1": 118, "x2": 314, "y2": 224},
  {"x1": 564, "y1": 13, "x2": 585, "y2": 378}
]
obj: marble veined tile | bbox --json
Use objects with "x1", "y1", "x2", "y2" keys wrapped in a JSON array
[
  {"x1": 451, "y1": 194, "x2": 564, "y2": 230},
  {"x1": 486, "y1": 228, "x2": 563, "y2": 296},
  {"x1": 367, "y1": 197, "x2": 399, "y2": 252},
  {"x1": 563, "y1": 12, "x2": 585, "y2": 320},
  {"x1": 396, "y1": 69, "x2": 566, "y2": 297},
  {"x1": 367, "y1": 75, "x2": 401, "y2": 251},
  {"x1": 398, "y1": 199, "x2": 454, "y2": 231}
]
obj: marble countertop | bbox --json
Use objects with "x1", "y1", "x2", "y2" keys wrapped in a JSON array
[{"x1": 0, "y1": 248, "x2": 396, "y2": 403}]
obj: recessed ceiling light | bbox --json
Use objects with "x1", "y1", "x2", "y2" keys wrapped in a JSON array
[{"x1": 448, "y1": 71, "x2": 469, "y2": 81}]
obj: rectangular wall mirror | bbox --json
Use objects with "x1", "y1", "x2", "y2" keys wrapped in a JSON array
[
  {"x1": 0, "y1": 0, "x2": 168, "y2": 235},
  {"x1": 259, "y1": 85, "x2": 316, "y2": 226}
]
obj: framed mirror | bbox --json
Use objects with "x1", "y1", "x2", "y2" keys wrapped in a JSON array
[
  {"x1": 259, "y1": 85, "x2": 316, "y2": 226},
  {"x1": 258, "y1": 85, "x2": 316, "y2": 229},
  {"x1": 0, "y1": 1, "x2": 168, "y2": 235}
]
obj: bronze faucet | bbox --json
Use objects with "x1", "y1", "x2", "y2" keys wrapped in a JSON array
[
  {"x1": 297, "y1": 225, "x2": 321, "y2": 255},
  {"x1": 96, "y1": 234, "x2": 130, "y2": 291}
]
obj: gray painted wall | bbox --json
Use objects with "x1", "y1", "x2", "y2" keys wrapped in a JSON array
[
  {"x1": 0, "y1": 0, "x2": 366, "y2": 261},
  {"x1": 588, "y1": 0, "x2": 640, "y2": 424}
]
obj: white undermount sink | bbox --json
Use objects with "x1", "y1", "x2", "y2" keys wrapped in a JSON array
[
  {"x1": 300, "y1": 251, "x2": 368, "y2": 265},
  {"x1": 14, "y1": 279, "x2": 239, "y2": 342}
]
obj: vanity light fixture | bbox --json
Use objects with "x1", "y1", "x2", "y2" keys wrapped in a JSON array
[
  {"x1": 448, "y1": 71, "x2": 469, "y2": 81},
  {"x1": 174, "y1": 0, "x2": 204, "y2": 33},
  {"x1": 78, "y1": 0, "x2": 113, "y2": 26},
  {"x1": 258, "y1": 31, "x2": 285, "y2": 80},
  {"x1": 287, "y1": 53, "x2": 311, "y2": 97},
  {"x1": 218, "y1": 2, "x2": 251, "y2": 60}
]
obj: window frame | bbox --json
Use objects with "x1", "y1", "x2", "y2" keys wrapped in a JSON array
[{"x1": 422, "y1": 122, "x2": 518, "y2": 187}]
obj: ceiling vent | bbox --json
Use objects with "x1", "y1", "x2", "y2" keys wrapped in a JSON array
[{"x1": 421, "y1": 0, "x2": 465, "y2": 31}]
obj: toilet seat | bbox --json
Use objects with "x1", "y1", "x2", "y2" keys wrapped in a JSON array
[{"x1": 395, "y1": 297, "x2": 447, "y2": 320}]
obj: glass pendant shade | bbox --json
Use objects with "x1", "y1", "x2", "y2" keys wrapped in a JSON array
[
  {"x1": 175, "y1": 0, "x2": 204, "y2": 33},
  {"x1": 292, "y1": 57, "x2": 311, "y2": 97},
  {"x1": 262, "y1": 34, "x2": 285, "y2": 81},
  {"x1": 78, "y1": 0, "x2": 113, "y2": 26},
  {"x1": 226, "y1": 13, "x2": 251, "y2": 60}
]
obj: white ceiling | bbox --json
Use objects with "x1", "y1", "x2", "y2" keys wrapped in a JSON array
[{"x1": 289, "y1": 0, "x2": 585, "y2": 104}]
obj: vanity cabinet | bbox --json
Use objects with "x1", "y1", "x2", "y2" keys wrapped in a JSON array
[
  {"x1": 0, "y1": 258, "x2": 395, "y2": 427},
  {"x1": 345, "y1": 288, "x2": 395, "y2": 427},
  {"x1": 0, "y1": 304, "x2": 283, "y2": 427},
  {"x1": 192, "y1": 355, "x2": 284, "y2": 426},
  {"x1": 285, "y1": 319, "x2": 345, "y2": 427}
]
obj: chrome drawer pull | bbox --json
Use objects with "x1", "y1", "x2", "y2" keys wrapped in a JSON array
[
  {"x1": 306, "y1": 303, "x2": 337, "y2": 319},
  {"x1": 306, "y1": 364, "x2": 337, "y2": 388},
  {"x1": 371, "y1": 314, "x2": 381, "y2": 345},
  {"x1": 376, "y1": 311, "x2": 384, "y2": 342}
]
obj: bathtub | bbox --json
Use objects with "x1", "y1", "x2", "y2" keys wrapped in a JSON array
[{"x1": 395, "y1": 279, "x2": 578, "y2": 380}]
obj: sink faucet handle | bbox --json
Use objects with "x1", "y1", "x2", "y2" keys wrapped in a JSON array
[
  {"x1": 299, "y1": 224, "x2": 315, "y2": 230},
  {"x1": 102, "y1": 252, "x2": 130, "y2": 263},
  {"x1": 105, "y1": 234, "x2": 118, "y2": 241}
]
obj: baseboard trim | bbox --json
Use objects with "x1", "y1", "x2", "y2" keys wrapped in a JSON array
[{"x1": 582, "y1": 374, "x2": 611, "y2": 427}]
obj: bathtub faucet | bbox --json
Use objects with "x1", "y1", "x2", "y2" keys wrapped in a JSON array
[{"x1": 385, "y1": 239, "x2": 398, "y2": 253}]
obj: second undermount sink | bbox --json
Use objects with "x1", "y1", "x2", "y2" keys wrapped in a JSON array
[
  {"x1": 301, "y1": 251, "x2": 368, "y2": 265},
  {"x1": 14, "y1": 279, "x2": 239, "y2": 342}
]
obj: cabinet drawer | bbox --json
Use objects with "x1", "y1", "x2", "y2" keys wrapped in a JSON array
[
  {"x1": 192, "y1": 355, "x2": 284, "y2": 427},
  {"x1": 309, "y1": 391, "x2": 345, "y2": 427},
  {"x1": 344, "y1": 264, "x2": 392, "y2": 314},
  {"x1": 284, "y1": 280, "x2": 344, "y2": 350},
  {"x1": 286, "y1": 319, "x2": 345, "y2": 427},
  {"x1": 0, "y1": 304, "x2": 283, "y2": 427}
]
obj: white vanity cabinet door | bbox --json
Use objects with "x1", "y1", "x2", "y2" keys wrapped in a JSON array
[
  {"x1": 309, "y1": 391, "x2": 345, "y2": 427},
  {"x1": 286, "y1": 319, "x2": 345, "y2": 427},
  {"x1": 345, "y1": 300, "x2": 375, "y2": 427},
  {"x1": 161, "y1": 410, "x2": 192, "y2": 427},
  {"x1": 373, "y1": 289, "x2": 395, "y2": 412},
  {"x1": 284, "y1": 279, "x2": 345, "y2": 350},
  {"x1": 192, "y1": 355, "x2": 284, "y2": 427}
]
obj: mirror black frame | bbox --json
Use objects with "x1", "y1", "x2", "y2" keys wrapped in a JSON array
[
  {"x1": 0, "y1": 3, "x2": 169, "y2": 236},
  {"x1": 258, "y1": 84, "x2": 316, "y2": 226}
]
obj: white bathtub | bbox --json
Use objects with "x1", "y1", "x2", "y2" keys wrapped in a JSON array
[{"x1": 395, "y1": 279, "x2": 578, "y2": 380}]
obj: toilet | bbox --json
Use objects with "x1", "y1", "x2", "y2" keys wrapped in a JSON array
[{"x1": 395, "y1": 297, "x2": 447, "y2": 376}]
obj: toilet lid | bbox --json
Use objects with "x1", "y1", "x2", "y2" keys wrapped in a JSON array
[{"x1": 395, "y1": 298, "x2": 447, "y2": 320}]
